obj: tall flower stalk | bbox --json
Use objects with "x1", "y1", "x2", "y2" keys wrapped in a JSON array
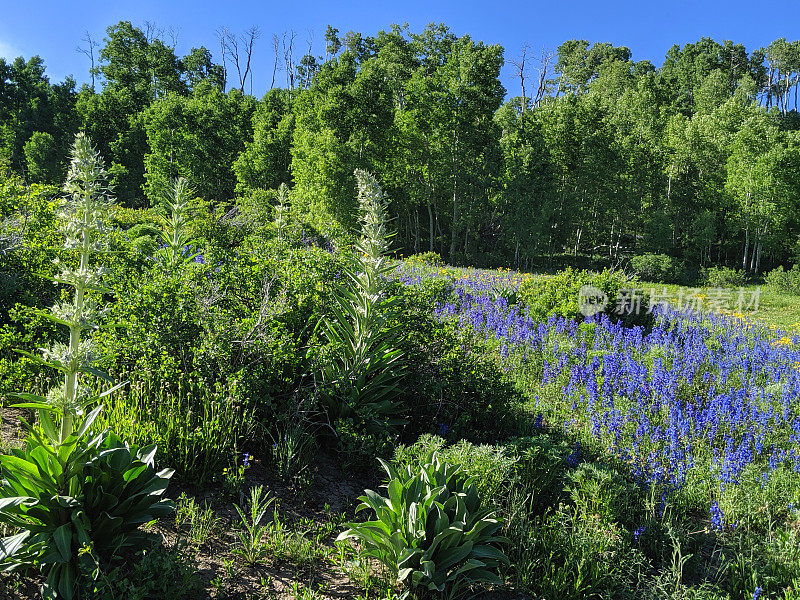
[
  {"x1": 320, "y1": 170, "x2": 406, "y2": 431},
  {"x1": 2, "y1": 133, "x2": 173, "y2": 600},
  {"x1": 37, "y1": 133, "x2": 115, "y2": 441},
  {"x1": 158, "y1": 176, "x2": 198, "y2": 265}
]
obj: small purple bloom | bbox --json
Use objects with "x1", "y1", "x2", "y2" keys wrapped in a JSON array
[{"x1": 710, "y1": 501, "x2": 724, "y2": 531}]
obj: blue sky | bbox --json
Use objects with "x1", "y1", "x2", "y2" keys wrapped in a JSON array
[{"x1": 1, "y1": 0, "x2": 798, "y2": 97}]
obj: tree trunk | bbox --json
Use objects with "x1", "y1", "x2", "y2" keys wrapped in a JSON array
[
  {"x1": 742, "y1": 228, "x2": 749, "y2": 272},
  {"x1": 413, "y1": 208, "x2": 420, "y2": 254},
  {"x1": 450, "y1": 185, "x2": 459, "y2": 261},
  {"x1": 427, "y1": 201, "x2": 435, "y2": 253}
]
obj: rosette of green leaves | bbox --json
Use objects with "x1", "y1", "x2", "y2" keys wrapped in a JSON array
[
  {"x1": 0, "y1": 410, "x2": 173, "y2": 599},
  {"x1": 337, "y1": 453, "x2": 509, "y2": 599}
]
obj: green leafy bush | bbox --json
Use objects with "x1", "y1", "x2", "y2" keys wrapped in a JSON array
[
  {"x1": 765, "y1": 265, "x2": 800, "y2": 295},
  {"x1": 393, "y1": 435, "x2": 518, "y2": 507},
  {"x1": 406, "y1": 251, "x2": 444, "y2": 267},
  {"x1": 518, "y1": 268, "x2": 640, "y2": 324},
  {"x1": 630, "y1": 253, "x2": 686, "y2": 284},
  {"x1": 126, "y1": 223, "x2": 161, "y2": 257},
  {"x1": 702, "y1": 266, "x2": 748, "y2": 288},
  {"x1": 337, "y1": 453, "x2": 509, "y2": 598},
  {"x1": 0, "y1": 420, "x2": 174, "y2": 598},
  {"x1": 109, "y1": 207, "x2": 161, "y2": 231},
  {"x1": 0, "y1": 175, "x2": 61, "y2": 316}
]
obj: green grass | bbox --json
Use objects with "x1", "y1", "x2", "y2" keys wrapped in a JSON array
[{"x1": 638, "y1": 281, "x2": 800, "y2": 332}]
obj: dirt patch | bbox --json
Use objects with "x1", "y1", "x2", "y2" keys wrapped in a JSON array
[{"x1": 0, "y1": 405, "x2": 29, "y2": 449}]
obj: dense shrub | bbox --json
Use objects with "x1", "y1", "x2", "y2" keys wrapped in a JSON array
[
  {"x1": 393, "y1": 435, "x2": 519, "y2": 506},
  {"x1": 630, "y1": 253, "x2": 686, "y2": 284},
  {"x1": 95, "y1": 237, "x2": 338, "y2": 483},
  {"x1": 126, "y1": 223, "x2": 161, "y2": 256},
  {"x1": 765, "y1": 265, "x2": 800, "y2": 295},
  {"x1": 518, "y1": 267, "x2": 644, "y2": 324},
  {"x1": 406, "y1": 251, "x2": 444, "y2": 267},
  {"x1": 110, "y1": 207, "x2": 162, "y2": 230},
  {"x1": 702, "y1": 265, "x2": 748, "y2": 288}
]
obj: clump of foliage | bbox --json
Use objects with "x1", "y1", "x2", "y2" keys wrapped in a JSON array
[
  {"x1": 393, "y1": 435, "x2": 519, "y2": 507},
  {"x1": 337, "y1": 453, "x2": 509, "y2": 598},
  {"x1": 0, "y1": 134, "x2": 173, "y2": 600},
  {"x1": 317, "y1": 170, "x2": 406, "y2": 460},
  {"x1": 125, "y1": 223, "x2": 161, "y2": 256},
  {"x1": 630, "y1": 253, "x2": 687, "y2": 284},
  {"x1": 764, "y1": 265, "x2": 800, "y2": 295},
  {"x1": 518, "y1": 267, "x2": 639, "y2": 323},
  {"x1": 406, "y1": 251, "x2": 444, "y2": 267},
  {"x1": 702, "y1": 265, "x2": 748, "y2": 288}
]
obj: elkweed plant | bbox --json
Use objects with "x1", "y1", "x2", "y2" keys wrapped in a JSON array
[
  {"x1": 0, "y1": 134, "x2": 174, "y2": 600},
  {"x1": 319, "y1": 170, "x2": 407, "y2": 443},
  {"x1": 157, "y1": 176, "x2": 199, "y2": 266},
  {"x1": 337, "y1": 453, "x2": 509, "y2": 599}
]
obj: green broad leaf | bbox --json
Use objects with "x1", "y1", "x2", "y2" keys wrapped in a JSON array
[
  {"x1": 39, "y1": 410, "x2": 59, "y2": 442},
  {"x1": 463, "y1": 568, "x2": 501, "y2": 583},
  {"x1": 470, "y1": 544, "x2": 508, "y2": 563},
  {"x1": 335, "y1": 529, "x2": 356, "y2": 542},
  {"x1": 0, "y1": 456, "x2": 56, "y2": 492},
  {"x1": 54, "y1": 496, "x2": 81, "y2": 509},
  {"x1": 387, "y1": 478, "x2": 403, "y2": 512},
  {"x1": 20, "y1": 422, "x2": 60, "y2": 459},
  {"x1": 12, "y1": 350, "x2": 66, "y2": 373},
  {"x1": 147, "y1": 501, "x2": 175, "y2": 518},
  {"x1": 436, "y1": 541, "x2": 474, "y2": 571},
  {"x1": 7, "y1": 392, "x2": 49, "y2": 404},
  {"x1": 156, "y1": 468, "x2": 175, "y2": 481},
  {"x1": 122, "y1": 464, "x2": 148, "y2": 482},
  {"x1": 0, "y1": 531, "x2": 30, "y2": 560},
  {"x1": 42, "y1": 564, "x2": 60, "y2": 600},
  {"x1": 80, "y1": 366, "x2": 114, "y2": 383},
  {"x1": 53, "y1": 524, "x2": 72, "y2": 562},
  {"x1": 0, "y1": 496, "x2": 36, "y2": 512},
  {"x1": 31, "y1": 310, "x2": 72, "y2": 328},
  {"x1": 57, "y1": 563, "x2": 76, "y2": 600},
  {"x1": 94, "y1": 380, "x2": 129, "y2": 401},
  {"x1": 73, "y1": 404, "x2": 104, "y2": 439},
  {"x1": 137, "y1": 444, "x2": 157, "y2": 466}
]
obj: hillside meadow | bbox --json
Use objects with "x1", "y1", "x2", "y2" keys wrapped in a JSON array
[{"x1": 2, "y1": 138, "x2": 800, "y2": 600}]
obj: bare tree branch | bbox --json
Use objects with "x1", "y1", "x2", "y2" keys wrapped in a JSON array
[
  {"x1": 76, "y1": 31, "x2": 99, "y2": 91},
  {"x1": 219, "y1": 26, "x2": 261, "y2": 93},
  {"x1": 510, "y1": 44, "x2": 529, "y2": 112}
]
